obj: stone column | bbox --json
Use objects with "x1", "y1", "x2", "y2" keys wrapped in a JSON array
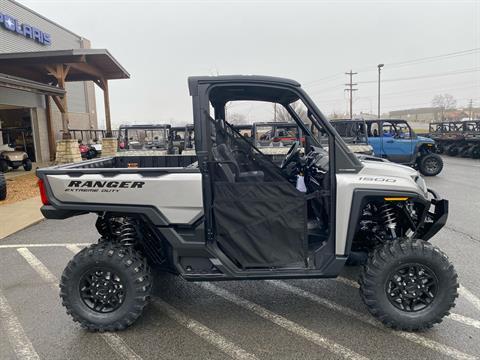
[
  {"x1": 55, "y1": 139, "x2": 82, "y2": 164},
  {"x1": 101, "y1": 138, "x2": 118, "y2": 157}
]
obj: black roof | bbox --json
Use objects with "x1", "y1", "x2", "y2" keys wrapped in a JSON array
[{"x1": 188, "y1": 75, "x2": 301, "y2": 96}]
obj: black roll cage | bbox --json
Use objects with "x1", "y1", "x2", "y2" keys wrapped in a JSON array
[{"x1": 189, "y1": 77, "x2": 363, "y2": 268}]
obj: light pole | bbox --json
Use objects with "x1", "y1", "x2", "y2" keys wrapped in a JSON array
[{"x1": 377, "y1": 64, "x2": 384, "y2": 118}]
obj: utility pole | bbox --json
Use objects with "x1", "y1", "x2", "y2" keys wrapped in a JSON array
[
  {"x1": 344, "y1": 70, "x2": 358, "y2": 119},
  {"x1": 377, "y1": 64, "x2": 384, "y2": 118},
  {"x1": 469, "y1": 99, "x2": 473, "y2": 120}
]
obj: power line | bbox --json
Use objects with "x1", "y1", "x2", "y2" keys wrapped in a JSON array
[
  {"x1": 357, "y1": 67, "x2": 480, "y2": 84},
  {"x1": 306, "y1": 47, "x2": 480, "y2": 84},
  {"x1": 345, "y1": 70, "x2": 358, "y2": 119}
]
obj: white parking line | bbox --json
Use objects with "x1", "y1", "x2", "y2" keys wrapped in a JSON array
[
  {"x1": 459, "y1": 285, "x2": 480, "y2": 313},
  {"x1": 17, "y1": 247, "x2": 143, "y2": 360},
  {"x1": 154, "y1": 299, "x2": 258, "y2": 360},
  {"x1": 336, "y1": 276, "x2": 480, "y2": 330},
  {"x1": 0, "y1": 243, "x2": 91, "y2": 249},
  {"x1": 65, "y1": 244, "x2": 83, "y2": 253},
  {"x1": 100, "y1": 333, "x2": 142, "y2": 360},
  {"x1": 0, "y1": 289, "x2": 40, "y2": 360},
  {"x1": 199, "y1": 282, "x2": 369, "y2": 360},
  {"x1": 449, "y1": 313, "x2": 480, "y2": 330},
  {"x1": 270, "y1": 280, "x2": 476, "y2": 360}
]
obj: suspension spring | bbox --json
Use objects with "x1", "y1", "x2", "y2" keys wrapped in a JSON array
[
  {"x1": 380, "y1": 203, "x2": 397, "y2": 238},
  {"x1": 117, "y1": 218, "x2": 138, "y2": 246}
]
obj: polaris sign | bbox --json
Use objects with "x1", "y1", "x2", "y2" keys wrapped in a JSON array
[{"x1": 0, "y1": 12, "x2": 51, "y2": 45}]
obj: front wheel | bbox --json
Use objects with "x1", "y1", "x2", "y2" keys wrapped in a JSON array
[
  {"x1": 60, "y1": 243, "x2": 152, "y2": 331},
  {"x1": 418, "y1": 153, "x2": 443, "y2": 176},
  {"x1": 359, "y1": 238, "x2": 458, "y2": 331}
]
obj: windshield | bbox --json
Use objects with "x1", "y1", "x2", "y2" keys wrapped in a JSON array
[{"x1": 118, "y1": 127, "x2": 168, "y2": 150}]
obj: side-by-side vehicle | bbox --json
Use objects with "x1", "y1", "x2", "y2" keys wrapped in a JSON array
[{"x1": 38, "y1": 75, "x2": 457, "y2": 332}]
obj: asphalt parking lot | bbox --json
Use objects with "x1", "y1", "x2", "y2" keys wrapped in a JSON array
[{"x1": 0, "y1": 156, "x2": 479, "y2": 360}]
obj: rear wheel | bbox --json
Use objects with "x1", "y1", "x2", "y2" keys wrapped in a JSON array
[
  {"x1": 360, "y1": 238, "x2": 458, "y2": 331},
  {"x1": 418, "y1": 153, "x2": 443, "y2": 176},
  {"x1": 60, "y1": 243, "x2": 152, "y2": 331}
]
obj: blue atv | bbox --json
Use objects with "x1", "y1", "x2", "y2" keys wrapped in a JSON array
[{"x1": 331, "y1": 119, "x2": 443, "y2": 176}]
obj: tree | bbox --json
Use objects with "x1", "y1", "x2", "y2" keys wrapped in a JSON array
[
  {"x1": 227, "y1": 113, "x2": 247, "y2": 125},
  {"x1": 273, "y1": 101, "x2": 308, "y2": 122},
  {"x1": 432, "y1": 94, "x2": 457, "y2": 120}
]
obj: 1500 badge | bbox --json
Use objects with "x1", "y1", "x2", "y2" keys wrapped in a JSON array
[
  {"x1": 65, "y1": 180, "x2": 145, "y2": 193},
  {"x1": 358, "y1": 177, "x2": 396, "y2": 183}
]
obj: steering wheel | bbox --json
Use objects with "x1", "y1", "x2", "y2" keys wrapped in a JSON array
[{"x1": 281, "y1": 141, "x2": 301, "y2": 169}]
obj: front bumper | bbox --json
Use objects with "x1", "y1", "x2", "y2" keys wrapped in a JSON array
[{"x1": 418, "y1": 188, "x2": 448, "y2": 241}]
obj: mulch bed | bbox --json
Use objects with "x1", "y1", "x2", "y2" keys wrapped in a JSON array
[{"x1": 0, "y1": 173, "x2": 39, "y2": 206}]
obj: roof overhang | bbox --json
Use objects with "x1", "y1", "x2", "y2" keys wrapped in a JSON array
[
  {"x1": 0, "y1": 73, "x2": 65, "y2": 96},
  {"x1": 0, "y1": 49, "x2": 130, "y2": 84}
]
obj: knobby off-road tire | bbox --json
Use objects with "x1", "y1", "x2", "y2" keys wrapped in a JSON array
[
  {"x1": 418, "y1": 153, "x2": 443, "y2": 176},
  {"x1": 60, "y1": 243, "x2": 152, "y2": 331},
  {"x1": 359, "y1": 238, "x2": 458, "y2": 331},
  {"x1": 0, "y1": 172, "x2": 6, "y2": 201}
]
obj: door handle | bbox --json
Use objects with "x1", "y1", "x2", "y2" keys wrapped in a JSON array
[{"x1": 386, "y1": 140, "x2": 394, "y2": 143}]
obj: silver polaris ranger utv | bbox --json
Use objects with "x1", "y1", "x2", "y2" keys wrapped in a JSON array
[{"x1": 37, "y1": 76, "x2": 457, "y2": 332}]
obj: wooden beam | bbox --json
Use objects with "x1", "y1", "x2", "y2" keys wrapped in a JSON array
[
  {"x1": 51, "y1": 95, "x2": 66, "y2": 114},
  {"x1": 102, "y1": 78, "x2": 112, "y2": 135},
  {"x1": 45, "y1": 95, "x2": 56, "y2": 161},
  {"x1": 67, "y1": 62, "x2": 104, "y2": 79}
]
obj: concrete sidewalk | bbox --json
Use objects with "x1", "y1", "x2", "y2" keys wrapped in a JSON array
[{"x1": 0, "y1": 196, "x2": 43, "y2": 239}]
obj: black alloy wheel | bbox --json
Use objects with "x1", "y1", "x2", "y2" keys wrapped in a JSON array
[
  {"x1": 79, "y1": 268, "x2": 126, "y2": 313},
  {"x1": 386, "y1": 263, "x2": 438, "y2": 312}
]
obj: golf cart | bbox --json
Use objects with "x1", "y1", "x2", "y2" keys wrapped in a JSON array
[
  {"x1": 0, "y1": 128, "x2": 33, "y2": 172},
  {"x1": 38, "y1": 75, "x2": 457, "y2": 332}
]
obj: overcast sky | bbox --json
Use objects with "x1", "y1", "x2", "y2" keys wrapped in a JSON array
[{"x1": 20, "y1": 0, "x2": 480, "y2": 127}]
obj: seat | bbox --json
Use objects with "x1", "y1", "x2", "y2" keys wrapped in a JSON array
[{"x1": 214, "y1": 143, "x2": 264, "y2": 183}]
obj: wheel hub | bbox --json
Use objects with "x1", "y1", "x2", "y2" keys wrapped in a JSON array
[
  {"x1": 424, "y1": 158, "x2": 438, "y2": 172},
  {"x1": 386, "y1": 264, "x2": 438, "y2": 312},
  {"x1": 79, "y1": 269, "x2": 126, "y2": 313}
]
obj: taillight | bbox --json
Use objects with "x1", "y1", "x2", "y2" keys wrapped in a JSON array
[{"x1": 37, "y1": 179, "x2": 49, "y2": 205}]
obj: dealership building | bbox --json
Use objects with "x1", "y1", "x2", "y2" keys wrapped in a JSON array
[{"x1": 0, "y1": 0, "x2": 128, "y2": 163}]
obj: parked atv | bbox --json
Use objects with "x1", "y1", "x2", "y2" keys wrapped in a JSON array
[
  {"x1": 38, "y1": 75, "x2": 457, "y2": 332},
  {"x1": 78, "y1": 141, "x2": 98, "y2": 160},
  {"x1": 0, "y1": 143, "x2": 32, "y2": 172}
]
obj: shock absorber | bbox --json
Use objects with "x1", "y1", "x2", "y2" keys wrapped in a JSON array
[
  {"x1": 380, "y1": 203, "x2": 397, "y2": 239},
  {"x1": 117, "y1": 217, "x2": 138, "y2": 246}
]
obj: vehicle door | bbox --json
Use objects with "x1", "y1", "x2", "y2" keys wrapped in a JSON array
[
  {"x1": 380, "y1": 121, "x2": 413, "y2": 163},
  {"x1": 199, "y1": 90, "x2": 334, "y2": 270},
  {"x1": 366, "y1": 121, "x2": 383, "y2": 156}
]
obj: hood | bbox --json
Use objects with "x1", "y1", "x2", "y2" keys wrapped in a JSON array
[
  {"x1": 417, "y1": 135, "x2": 434, "y2": 143},
  {"x1": 1, "y1": 150, "x2": 27, "y2": 161},
  {"x1": 360, "y1": 159, "x2": 418, "y2": 177}
]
